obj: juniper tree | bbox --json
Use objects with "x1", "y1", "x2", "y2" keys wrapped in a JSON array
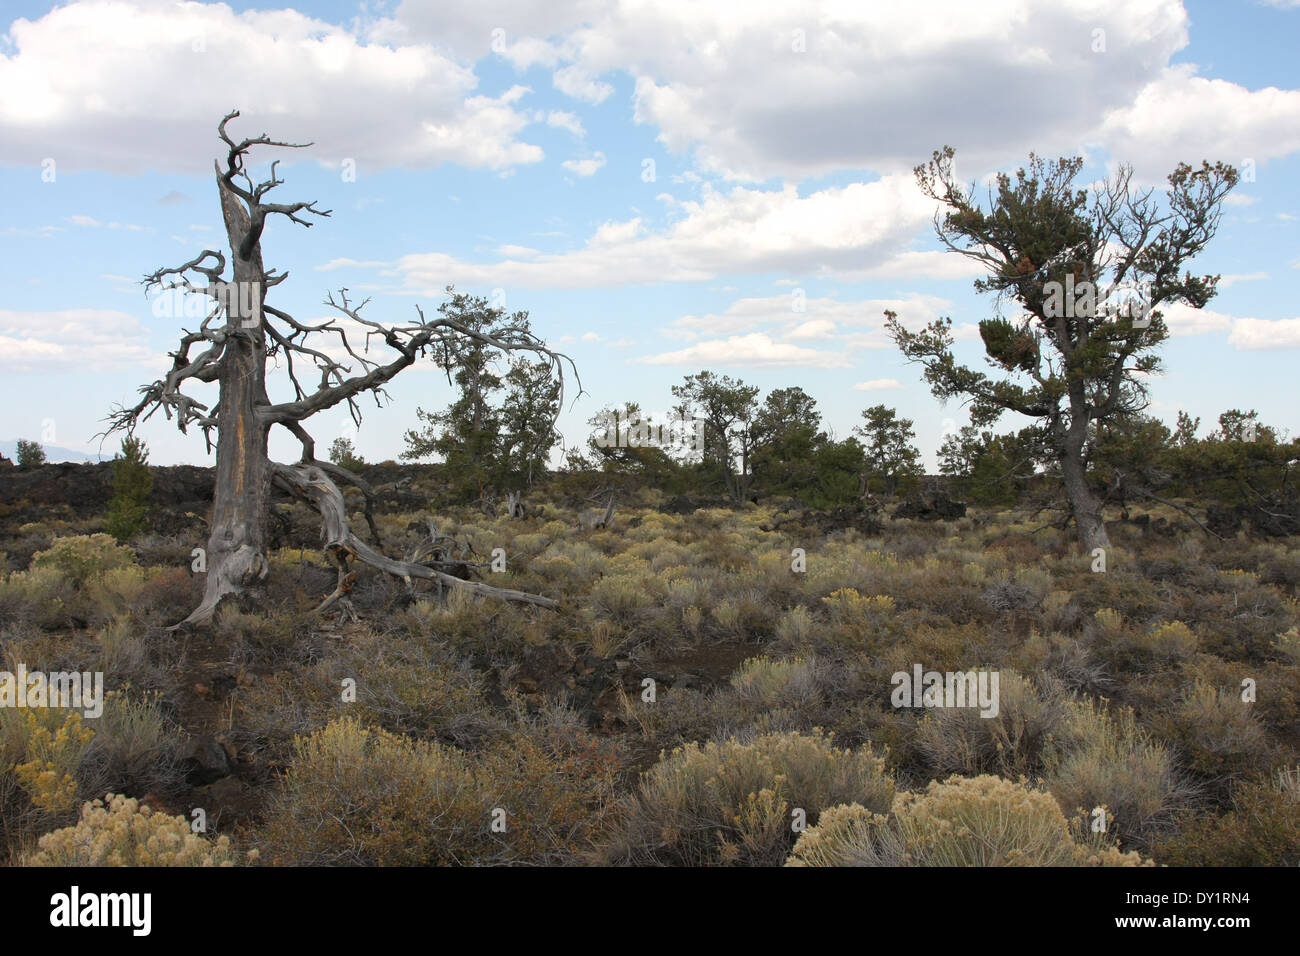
[
  {"x1": 104, "y1": 435, "x2": 154, "y2": 543},
  {"x1": 671, "y1": 372, "x2": 760, "y2": 504},
  {"x1": 886, "y1": 147, "x2": 1237, "y2": 551},
  {"x1": 401, "y1": 290, "x2": 511, "y2": 494},
  {"x1": 854, "y1": 404, "x2": 923, "y2": 498},
  {"x1": 751, "y1": 387, "x2": 823, "y2": 497},
  {"x1": 15, "y1": 440, "x2": 45, "y2": 467},
  {"x1": 498, "y1": 357, "x2": 562, "y2": 487},
  {"x1": 327, "y1": 437, "x2": 366, "y2": 473}
]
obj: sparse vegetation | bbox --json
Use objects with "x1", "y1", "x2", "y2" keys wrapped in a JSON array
[
  {"x1": 1, "y1": 473, "x2": 1294, "y2": 868},
  {"x1": 1, "y1": 114, "x2": 1292, "y2": 873}
]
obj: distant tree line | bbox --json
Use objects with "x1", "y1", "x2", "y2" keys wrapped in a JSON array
[{"x1": 402, "y1": 342, "x2": 1297, "y2": 529}]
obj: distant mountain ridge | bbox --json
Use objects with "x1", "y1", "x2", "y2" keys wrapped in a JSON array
[{"x1": 0, "y1": 440, "x2": 102, "y2": 463}]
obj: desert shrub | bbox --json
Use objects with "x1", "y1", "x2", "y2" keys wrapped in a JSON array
[
  {"x1": 30, "y1": 534, "x2": 136, "y2": 587},
  {"x1": 3, "y1": 708, "x2": 95, "y2": 815},
  {"x1": 787, "y1": 775, "x2": 1152, "y2": 867},
  {"x1": 1019, "y1": 631, "x2": 1115, "y2": 697},
  {"x1": 728, "y1": 657, "x2": 824, "y2": 711},
  {"x1": 95, "y1": 617, "x2": 157, "y2": 690},
  {"x1": 426, "y1": 586, "x2": 529, "y2": 657},
  {"x1": 800, "y1": 553, "x2": 865, "y2": 599},
  {"x1": 510, "y1": 531, "x2": 551, "y2": 555},
  {"x1": 131, "y1": 533, "x2": 195, "y2": 568},
  {"x1": 132, "y1": 567, "x2": 199, "y2": 624},
  {"x1": 710, "y1": 599, "x2": 743, "y2": 636},
  {"x1": 0, "y1": 566, "x2": 75, "y2": 629},
  {"x1": 268, "y1": 547, "x2": 323, "y2": 566},
  {"x1": 663, "y1": 573, "x2": 711, "y2": 610},
  {"x1": 261, "y1": 716, "x2": 491, "y2": 865},
  {"x1": 1138, "y1": 621, "x2": 1198, "y2": 665},
  {"x1": 1013, "y1": 567, "x2": 1053, "y2": 604},
  {"x1": 0, "y1": 554, "x2": 142, "y2": 634},
  {"x1": 886, "y1": 534, "x2": 929, "y2": 562},
  {"x1": 529, "y1": 553, "x2": 577, "y2": 584},
  {"x1": 889, "y1": 775, "x2": 1078, "y2": 866},
  {"x1": 23, "y1": 793, "x2": 250, "y2": 866},
  {"x1": 753, "y1": 550, "x2": 806, "y2": 601},
  {"x1": 1100, "y1": 616, "x2": 1199, "y2": 672},
  {"x1": 591, "y1": 574, "x2": 655, "y2": 619},
  {"x1": 263, "y1": 713, "x2": 620, "y2": 866},
  {"x1": 618, "y1": 683, "x2": 725, "y2": 746},
  {"x1": 77, "y1": 691, "x2": 185, "y2": 801},
  {"x1": 473, "y1": 703, "x2": 623, "y2": 864},
  {"x1": 1259, "y1": 551, "x2": 1300, "y2": 591},
  {"x1": 877, "y1": 619, "x2": 988, "y2": 677},
  {"x1": 914, "y1": 671, "x2": 1064, "y2": 778},
  {"x1": 773, "y1": 605, "x2": 816, "y2": 644},
  {"x1": 1044, "y1": 699, "x2": 1187, "y2": 848},
  {"x1": 636, "y1": 539, "x2": 698, "y2": 574},
  {"x1": 219, "y1": 608, "x2": 314, "y2": 668},
  {"x1": 692, "y1": 529, "x2": 755, "y2": 572},
  {"x1": 586, "y1": 617, "x2": 626, "y2": 657},
  {"x1": 820, "y1": 589, "x2": 896, "y2": 647},
  {"x1": 1092, "y1": 607, "x2": 1124, "y2": 638},
  {"x1": 0, "y1": 536, "x2": 140, "y2": 630},
  {"x1": 1041, "y1": 589, "x2": 1084, "y2": 631},
  {"x1": 235, "y1": 630, "x2": 495, "y2": 752},
  {"x1": 90, "y1": 565, "x2": 148, "y2": 614},
  {"x1": 782, "y1": 801, "x2": 888, "y2": 866},
  {"x1": 340, "y1": 652, "x2": 491, "y2": 740},
  {"x1": 982, "y1": 576, "x2": 1038, "y2": 611},
  {"x1": 1277, "y1": 764, "x2": 1300, "y2": 802},
  {"x1": 732, "y1": 588, "x2": 779, "y2": 637},
  {"x1": 548, "y1": 541, "x2": 606, "y2": 582},
  {"x1": 1273, "y1": 626, "x2": 1300, "y2": 666},
  {"x1": 1153, "y1": 776, "x2": 1300, "y2": 866},
  {"x1": 600, "y1": 730, "x2": 894, "y2": 866},
  {"x1": 1155, "y1": 681, "x2": 1273, "y2": 787}
]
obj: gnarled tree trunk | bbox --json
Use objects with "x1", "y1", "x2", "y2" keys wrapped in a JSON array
[
  {"x1": 180, "y1": 174, "x2": 273, "y2": 626},
  {"x1": 110, "y1": 113, "x2": 575, "y2": 627},
  {"x1": 1061, "y1": 410, "x2": 1111, "y2": 554}
]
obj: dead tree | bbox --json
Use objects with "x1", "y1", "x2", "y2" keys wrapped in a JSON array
[
  {"x1": 104, "y1": 112, "x2": 575, "y2": 625},
  {"x1": 505, "y1": 490, "x2": 526, "y2": 519},
  {"x1": 578, "y1": 494, "x2": 616, "y2": 531}
]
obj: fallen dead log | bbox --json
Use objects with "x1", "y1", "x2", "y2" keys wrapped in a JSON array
[{"x1": 271, "y1": 461, "x2": 558, "y2": 611}]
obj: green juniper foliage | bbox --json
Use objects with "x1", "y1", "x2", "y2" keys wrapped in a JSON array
[{"x1": 104, "y1": 436, "x2": 153, "y2": 543}]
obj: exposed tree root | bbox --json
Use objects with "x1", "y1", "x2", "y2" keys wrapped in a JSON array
[{"x1": 169, "y1": 543, "x2": 267, "y2": 630}]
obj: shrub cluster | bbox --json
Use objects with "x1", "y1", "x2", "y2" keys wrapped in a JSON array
[
  {"x1": 24, "y1": 793, "x2": 250, "y2": 866},
  {"x1": 787, "y1": 775, "x2": 1152, "y2": 867}
]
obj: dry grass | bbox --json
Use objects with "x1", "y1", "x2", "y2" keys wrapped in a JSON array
[{"x1": 0, "y1": 493, "x2": 1296, "y2": 866}]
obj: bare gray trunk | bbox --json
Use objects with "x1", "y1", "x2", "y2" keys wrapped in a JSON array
[{"x1": 178, "y1": 176, "x2": 271, "y2": 625}]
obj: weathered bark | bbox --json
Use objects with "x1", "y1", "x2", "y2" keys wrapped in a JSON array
[
  {"x1": 112, "y1": 113, "x2": 576, "y2": 627},
  {"x1": 1060, "y1": 413, "x2": 1111, "y2": 554},
  {"x1": 177, "y1": 174, "x2": 273, "y2": 626}
]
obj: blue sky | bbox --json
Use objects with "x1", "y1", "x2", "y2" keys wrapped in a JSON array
[{"x1": 0, "y1": 0, "x2": 1297, "y2": 467}]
